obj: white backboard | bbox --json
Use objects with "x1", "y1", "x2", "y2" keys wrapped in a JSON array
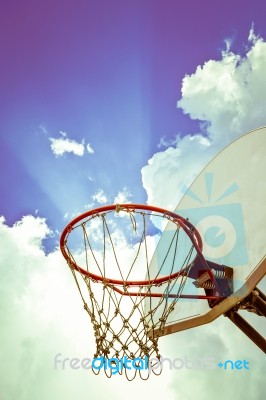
[{"x1": 149, "y1": 126, "x2": 266, "y2": 336}]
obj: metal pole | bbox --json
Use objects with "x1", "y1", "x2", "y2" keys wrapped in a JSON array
[
  {"x1": 255, "y1": 287, "x2": 266, "y2": 302},
  {"x1": 224, "y1": 310, "x2": 266, "y2": 353},
  {"x1": 250, "y1": 291, "x2": 266, "y2": 317}
]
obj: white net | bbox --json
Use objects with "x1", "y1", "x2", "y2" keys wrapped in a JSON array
[{"x1": 61, "y1": 204, "x2": 199, "y2": 379}]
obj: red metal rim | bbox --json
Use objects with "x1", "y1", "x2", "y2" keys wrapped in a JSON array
[{"x1": 60, "y1": 203, "x2": 205, "y2": 286}]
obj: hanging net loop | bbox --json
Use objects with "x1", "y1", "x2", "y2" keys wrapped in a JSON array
[{"x1": 60, "y1": 204, "x2": 205, "y2": 380}]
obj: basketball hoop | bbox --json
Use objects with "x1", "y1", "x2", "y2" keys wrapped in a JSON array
[{"x1": 60, "y1": 204, "x2": 212, "y2": 379}]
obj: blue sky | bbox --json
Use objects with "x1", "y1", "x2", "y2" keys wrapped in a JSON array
[
  {"x1": 1, "y1": 1, "x2": 266, "y2": 399},
  {"x1": 1, "y1": 0, "x2": 266, "y2": 252}
]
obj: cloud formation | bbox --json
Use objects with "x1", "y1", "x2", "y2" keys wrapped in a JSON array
[
  {"x1": 142, "y1": 134, "x2": 212, "y2": 210},
  {"x1": 142, "y1": 30, "x2": 266, "y2": 209},
  {"x1": 49, "y1": 136, "x2": 85, "y2": 157},
  {"x1": 0, "y1": 215, "x2": 176, "y2": 399},
  {"x1": 49, "y1": 131, "x2": 95, "y2": 157},
  {"x1": 91, "y1": 189, "x2": 108, "y2": 204},
  {"x1": 87, "y1": 143, "x2": 95, "y2": 154},
  {"x1": 113, "y1": 187, "x2": 132, "y2": 204},
  {"x1": 178, "y1": 31, "x2": 266, "y2": 144},
  {"x1": 0, "y1": 214, "x2": 264, "y2": 399}
]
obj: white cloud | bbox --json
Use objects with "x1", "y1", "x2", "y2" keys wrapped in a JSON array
[
  {"x1": 142, "y1": 30, "x2": 266, "y2": 210},
  {"x1": 1, "y1": 214, "x2": 265, "y2": 399},
  {"x1": 0, "y1": 215, "x2": 52, "y2": 255},
  {"x1": 0, "y1": 216, "x2": 95, "y2": 399},
  {"x1": 224, "y1": 37, "x2": 233, "y2": 53},
  {"x1": 0, "y1": 215, "x2": 177, "y2": 399},
  {"x1": 177, "y1": 31, "x2": 266, "y2": 145},
  {"x1": 91, "y1": 189, "x2": 108, "y2": 204},
  {"x1": 87, "y1": 143, "x2": 94, "y2": 154},
  {"x1": 248, "y1": 24, "x2": 259, "y2": 44},
  {"x1": 49, "y1": 136, "x2": 85, "y2": 157},
  {"x1": 142, "y1": 134, "x2": 213, "y2": 210},
  {"x1": 113, "y1": 187, "x2": 132, "y2": 204},
  {"x1": 157, "y1": 135, "x2": 179, "y2": 149},
  {"x1": 49, "y1": 132, "x2": 94, "y2": 157}
]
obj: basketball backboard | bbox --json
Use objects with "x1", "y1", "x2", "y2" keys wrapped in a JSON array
[{"x1": 149, "y1": 126, "x2": 266, "y2": 336}]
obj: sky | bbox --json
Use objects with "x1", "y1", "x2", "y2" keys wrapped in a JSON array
[{"x1": 0, "y1": 1, "x2": 266, "y2": 399}]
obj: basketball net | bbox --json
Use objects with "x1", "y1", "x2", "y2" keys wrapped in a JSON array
[{"x1": 61, "y1": 204, "x2": 201, "y2": 379}]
